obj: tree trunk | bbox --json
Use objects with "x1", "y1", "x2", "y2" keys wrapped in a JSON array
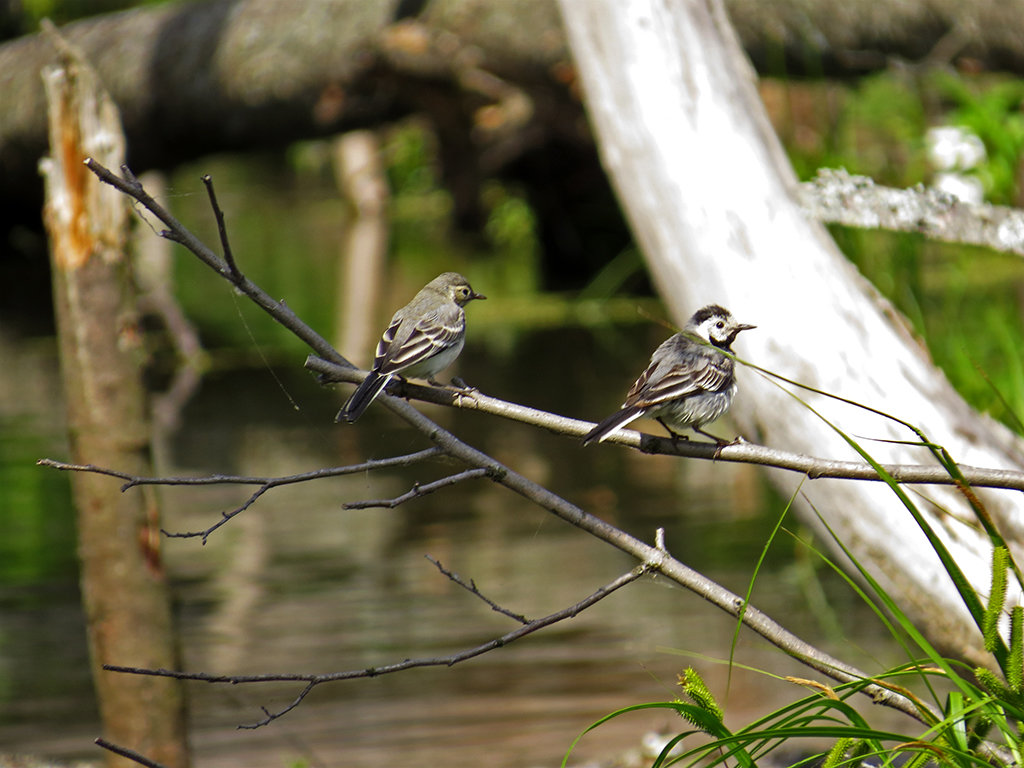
[
  {"x1": 332, "y1": 130, "x2": 389, "y2": 366},
  {"x1": 558, "y1": 0, "x2": 1024, "y2": 665},
  {"x1": 40, "y1": 33, "x2": 190, "y2": 768}
]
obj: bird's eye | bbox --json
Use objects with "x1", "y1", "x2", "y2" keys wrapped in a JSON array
[{"x1": 716, "y1": 321, "x2": 725, "y2": 328}]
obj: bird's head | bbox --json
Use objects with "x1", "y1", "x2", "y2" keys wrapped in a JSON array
[
  {"x1": 686, "y1": 304, "x2": 755, "y2": 349},
  {"x1": 432, "y1": 272, "x2": 486, "y2": 306}
]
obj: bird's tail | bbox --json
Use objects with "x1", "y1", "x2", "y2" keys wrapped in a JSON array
[
  {"x1": 581, "y1": 406, "x2": 646, "y2": 446},
  {"x1": 336, "y1": 372, "x2": 393, "y2": 423}
]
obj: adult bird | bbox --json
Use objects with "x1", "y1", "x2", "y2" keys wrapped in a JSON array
[
  {"x1": 337, "y1": 272, "x2": 485, "y2": 423},
  {"x1": 582, "y1": 304, "x2": 754, "y2": 445}
]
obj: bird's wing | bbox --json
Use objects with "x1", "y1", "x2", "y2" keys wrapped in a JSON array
[
  {"x1": 371, "y1": 313, "x2": 404, "y2": 371},
  {"x1": 623, "y1": 346, "x2": 732, "y2": 409},
  {"x1": 377, "y1": 305, "x2": 464, "y2": 375}
]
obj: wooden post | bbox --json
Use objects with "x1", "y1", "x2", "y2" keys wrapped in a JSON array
[{"x1": 40, "y1": 33, "x2": 190, "y2": 768}]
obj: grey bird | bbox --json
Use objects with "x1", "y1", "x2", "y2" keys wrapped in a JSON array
[
  {"x1": 337, "y1": 272, "x2": 486, "y2": 423},
  {"x1": 582, "y1": 304, "x2": 755, "y2": 446}
]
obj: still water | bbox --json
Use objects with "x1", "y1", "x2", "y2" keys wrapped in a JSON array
[{"x1": 0, "y1": 319, "x2": 907, "y2": 768}]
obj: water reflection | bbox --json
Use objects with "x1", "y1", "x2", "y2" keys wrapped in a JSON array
[{"x1": 1, "y1": 326, "x2": 906, "y2": 767}]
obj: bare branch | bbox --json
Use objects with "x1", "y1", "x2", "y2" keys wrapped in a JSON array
[
  {"x1": 104, "y1": 566, "x2": 646, "y2": 727},
  {"x1": 40, "y1": 448, "x2": 445, "y2": 543},
  {"x1": 84, "y1": 158, "x2": 348, "y2": 365},
  {"x1": 800, "y1": 168, "x2": 1024, "y2": 257},
  {"x1": 201, "y1": 174, "x2": 242, "y2": 282},
  {"x1": 426, "y1": 554, "x2": 530, "y2": 624},
  {"x1": 94, "y1": 739, "x2": 169, "y2": 768},
  {"x1": 343, "y1": 468, "x2": 491, "y2": 509},
  {"x1": 306, "y1": 356, "x2": 1024, "y2": 493}
]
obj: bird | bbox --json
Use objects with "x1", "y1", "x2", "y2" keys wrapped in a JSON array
[
  {"x1": 582, "y1": 304, "x2": 755, "y2": 446},
  {"x1": 337, "y1": 272, "x2": 486, "y2": 423}
]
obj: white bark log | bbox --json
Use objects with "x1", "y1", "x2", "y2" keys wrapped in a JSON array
[{"x1": 558, "y1": 0, "x2": 1024, "y2": 663}]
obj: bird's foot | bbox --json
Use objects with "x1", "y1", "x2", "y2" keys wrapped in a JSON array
[
  {"x1": 448, "y1": 376, "x2": 480, "y2": 394},
  {"x1": 447, "y1": 376, "x2": 481, "y2": 406}
]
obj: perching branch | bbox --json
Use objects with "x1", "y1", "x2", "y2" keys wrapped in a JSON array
[
  {"x1": 306, "y1": 355, "x2": 1024, "y2": 493},
  {"x1": 71, "y1": 159, "x2": 945, "y2": 727}
]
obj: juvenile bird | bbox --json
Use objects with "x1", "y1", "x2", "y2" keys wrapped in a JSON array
[
  {"x1": 337, "y1": 272, "x2": 485, "y2": 423},
  {"x1": 582, "y1": 304, "x2": 754, "y2": 446}
]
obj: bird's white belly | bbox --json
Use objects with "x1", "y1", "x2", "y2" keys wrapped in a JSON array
[
  {"x1": 654, "y1": 382, "x2": 736, "y2": 430},
  {"x1": 403, "y1": 337, "x2": 465, "y2": 379}
]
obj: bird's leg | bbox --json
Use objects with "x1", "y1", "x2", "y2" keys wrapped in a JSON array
[
  {"x1": 692, "y1": 425, "x2": 743, "y2": 458},
  {"x1": 392, "y1": 374, "x2": 412, "y2": 400},
  {"x1": 657, "y1": 418, "x2": 688, "y2": 443},
  {"x1": 448, "y1": 376, "x2": 478, "y2": 394},
  {"x1": 692, "y1": 425, "x2": 731, "y2": 446}
]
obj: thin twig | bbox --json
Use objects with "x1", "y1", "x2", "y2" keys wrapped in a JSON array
[
  {"x1": 105, "y1": 566, "x2": 647, "y2": 727},
  {"x1": 344, "y1": 468, "x2": 490, "y2": 509},
  {"x1": 95, "y1": 738, "x2": 169, "y2": 768},
  {"x1": 426, "y1": 554, "x2": 530, "y2": 624},
  {"x1": 202, "y1": 174, "x2": 242, "y2": 282},
  {"x1": 84, "y1": 158, "x2": 348, "y2": 365},
  {"x1": 40, "y1": 449, "x2": 445, "y2": 542}
]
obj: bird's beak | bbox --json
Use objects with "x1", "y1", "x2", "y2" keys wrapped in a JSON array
[
  {"x1": 736, "y1": 323, "x2": 756, "y2": 332},
  {"x1": 472, "y1": 291, "x2": 487, "y2": 301}
]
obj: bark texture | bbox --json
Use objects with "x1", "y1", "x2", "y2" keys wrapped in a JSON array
[
  {"x1": 4, "y1": 0, "x2": 1023, "y2": 240},
  {"x1": 40, "y1": 33, "x2": 190, "y2": 768},
  {"x1": 558, "y1": 0, "x2": 1024, "y2": 665}
]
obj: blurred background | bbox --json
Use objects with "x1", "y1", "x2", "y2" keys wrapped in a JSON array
[{"x1": 3, "y1": 1, "x2": 1024, "y2": 766}]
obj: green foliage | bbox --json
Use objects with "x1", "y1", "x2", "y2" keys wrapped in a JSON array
[
  {"x1": 1009, "y1": 606, "x2": 1024, "y2": 694},
  {"x1": 931, "y1": 72, "x2": 1024, "y2": 205},
  {"x1": 821, "y1": 737, "x2": 856, "y2": 768},
  {"x1": 985, "y1": 547, "x2": 1010, "y2": 654},
  {"x1": 677, "y1": 667, "x2": 723, "y2": 723},
  {"x1": 20, "y1": 0, "x2": 170, "y2": 28},
  {"x1": 833, "y1": 73, "x2": 930, "y2": 187}
]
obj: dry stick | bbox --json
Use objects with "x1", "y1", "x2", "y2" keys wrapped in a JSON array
[
  {"x1": 105, "y1": 567, "x2": 647, "y2": 728},
  {"x1": 427, "y1": 554, "x2": 530, "y2": 624},
  {"x1": 84, "y1": 159, "x2": 348, "y2": 367},
  {"x1": 81, "y1": 158, "x2": 935, "y2": 725},
  {"x1": 343, "y1": 467, "x2": 492, "y2": 509},
  {"x1": 306, "y1": 356, "x2": 1024, "y2": 493},
  {"x1": 95, "y1": 738, "x2": 169, "y2": 768},
  {"x1": 39, "y1": 448, "x2": 445, "y2": 542}
]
